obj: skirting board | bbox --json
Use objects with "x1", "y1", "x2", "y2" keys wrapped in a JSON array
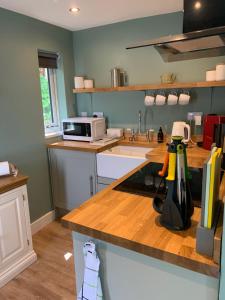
[
  {"x1": 0, "y1": 251, "x2": 37, "y2": 288},
  {"x1": 31, "y1": 210, "x2": 55, "y2": 235}
]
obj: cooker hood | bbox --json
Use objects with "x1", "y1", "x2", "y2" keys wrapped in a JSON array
[{"x1": 126, "y1": 1, "x2": 225, "y2": 62}]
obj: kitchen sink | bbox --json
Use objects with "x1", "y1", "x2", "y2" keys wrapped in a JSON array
[{"x1": 97, "y1": 145, "x2": 152, "y2": 179}]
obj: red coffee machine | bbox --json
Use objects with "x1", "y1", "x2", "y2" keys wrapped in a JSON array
[{"x1": 203, "y1": 115, "x2": 225, "y2": 150}]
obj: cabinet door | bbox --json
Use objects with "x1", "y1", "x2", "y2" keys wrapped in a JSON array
[
  {"x1": 0, "y1": 188, "x2": 29, "y2": 270},
  {"x1": 49, "y1": 149, "x2": 97, "y2": 210}
]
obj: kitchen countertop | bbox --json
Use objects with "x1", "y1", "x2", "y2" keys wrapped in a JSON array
[
  {"x1": 0, "y1": 173, "x2": 28, "y2": 194},
  {"x1": 47, "y1": 139, "x2": 120, "y2": 153},
  {"x1": 47, "y1": 139, "x2": 210, "y2": 168},
  {"x1": 62, "y1": 144, "x2": 221, "y2": 278}
]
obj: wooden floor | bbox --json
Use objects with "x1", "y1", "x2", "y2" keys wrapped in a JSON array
[{"x1": 0, "y1": 221, "x2": 76, "y2": 299}]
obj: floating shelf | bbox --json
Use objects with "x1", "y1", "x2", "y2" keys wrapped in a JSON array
[{"x1": 73, "y1": 81, "x2": 225, "y2": 94}]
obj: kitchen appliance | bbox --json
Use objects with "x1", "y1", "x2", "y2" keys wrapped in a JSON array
[
  {"x1": 114, "y1": 162, "x2": 202, "y2": 208},
  {"x1": 126, "y1": 0, "x2": 225, "y2": 62},
  {"x1": 171, "y1": 122, "x2": 191, "y2": 144},
  {"x1": 203, "y1": 115, "x2": 225, "y2": 150},
  {"x1": 62, "y1": 117, "x2": 105, "y2": 142}
]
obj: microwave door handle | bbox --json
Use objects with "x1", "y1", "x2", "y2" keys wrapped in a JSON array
[{"x1": 89, "y1": 175, "x2": 94, "y2": 196}]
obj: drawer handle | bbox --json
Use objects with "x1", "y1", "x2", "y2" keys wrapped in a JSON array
[{"x1": 89, "y1": 176, "x2": 94, "y2": 196}]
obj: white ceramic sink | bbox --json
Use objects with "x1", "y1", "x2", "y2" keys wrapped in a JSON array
[{"x1": 97, "y1": 145, "x2": 153, "y2": 179}]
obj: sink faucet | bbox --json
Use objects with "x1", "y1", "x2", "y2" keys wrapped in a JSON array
[
  {"x1": 138, "y1": 110, "x2": 142, "y2": 134},
  {"x1": 129, "y1": 129, "x2": 137, "y2": 142}
]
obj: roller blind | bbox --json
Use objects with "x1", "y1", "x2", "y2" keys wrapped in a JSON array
[{"x1": 38, "y1": 51, "x2": 58, "y2": 69}]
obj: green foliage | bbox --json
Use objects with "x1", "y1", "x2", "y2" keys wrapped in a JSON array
[{"x1": 40, "y1": 74, "x2": 52, "y2": 126}]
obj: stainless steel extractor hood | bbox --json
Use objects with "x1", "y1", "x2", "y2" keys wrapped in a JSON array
[{"x1": 126, "y1": 1, "x2": 225, "y2": 62}]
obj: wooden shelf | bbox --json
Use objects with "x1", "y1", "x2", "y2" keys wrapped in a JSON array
[{"x1": 73, "y1": 80, "x2": 225, "y2": 94}]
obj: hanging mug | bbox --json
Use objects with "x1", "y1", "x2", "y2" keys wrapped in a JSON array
[
  {"x1": 179, "y1": 92, "x2": 190, "y2": 105},
  {"x1": 167, "y1": 92, "x2": 178, "y2": 105}
]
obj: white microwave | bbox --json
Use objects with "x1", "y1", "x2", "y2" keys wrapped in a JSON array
[{"x1": 62, "y1": 117, "x2": 105, "y2": 142}]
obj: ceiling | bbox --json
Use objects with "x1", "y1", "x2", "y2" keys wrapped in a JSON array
[{"x1": 0, "y1": 0, "x2": 183, "y2": 31}]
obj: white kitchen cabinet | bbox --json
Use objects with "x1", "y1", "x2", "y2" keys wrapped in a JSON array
[{"x1": 0, "y1": 185, "x2": 37, "y2": 287}]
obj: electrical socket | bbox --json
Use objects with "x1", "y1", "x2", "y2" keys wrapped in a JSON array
[{"x1": 187, "y1": 112, "x2": 203, "y2": 126}]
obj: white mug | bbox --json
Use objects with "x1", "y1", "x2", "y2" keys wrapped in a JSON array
[
  {"x1": 155, "y1": 94, "x2": 166, "y2": 106},
  {"x1": 144, "y1": 95, "x2": 155, "y2": 106},
  {"x1": 179, "y1": 93, "x2": 190, "y2": 105},
  {"x1": 167, "y1": 93, "x2": 178, "y2": 105}
]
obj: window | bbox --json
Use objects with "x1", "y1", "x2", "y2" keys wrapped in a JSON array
[{"x1": 38, "y1": 51, "x2": 61, "y2": 135}]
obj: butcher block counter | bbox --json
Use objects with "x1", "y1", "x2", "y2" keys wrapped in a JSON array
[
  {"x1": 62, "y1": 143, "x2": 221, "y2": 276},
  {"x1": 62, "y1": 143, "x2": 223, "y2": 300},
  {"x1": 47, "y1": 139, "x2": 120, "y2": 153},
  {"x1": 0, "y1": 174, "x2": 28, "y2": 194}
]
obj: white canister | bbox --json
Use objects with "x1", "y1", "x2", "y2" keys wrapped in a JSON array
[
  {"x1": 74, "y1": 76, "x2": 85, "y2": 89},
  {"x1": 206, "y1": 70, "x2": 216, "y2": 82},
  {"x1": 216, "y1": 63, "x2": 225, "y2": 81},
  {"x1": 84, "y1": 79, "x2": 94, "y2": 89}
]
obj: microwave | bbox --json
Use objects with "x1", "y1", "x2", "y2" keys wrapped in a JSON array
[{"x1": 62, "y1": 117, "x2": 105, "y2": 142}]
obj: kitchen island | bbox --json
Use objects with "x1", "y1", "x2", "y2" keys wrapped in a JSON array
[{"x1": 62, "y1": 143, "x2": 221, "y2": 300}]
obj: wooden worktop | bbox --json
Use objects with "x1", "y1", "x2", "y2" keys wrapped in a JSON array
[
  {"x1": 62, "y1": 144, "x2": 220, "y2": 278},
  {"x1": 0, "y1": 174, "x2": 28, "y2": 195},
  {"x1": 47, "y1": 139, "x2": 120, "y2": 153}
]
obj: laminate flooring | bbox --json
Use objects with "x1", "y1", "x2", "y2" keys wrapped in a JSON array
[{"x1": 0, "y1": 221, "x2": 76, "y2": 300}]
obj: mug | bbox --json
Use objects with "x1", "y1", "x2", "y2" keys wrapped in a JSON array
[
  {"x1": 179, "y1": 93, "x2": 190, "y2": 105},
  {"x1": 144, "y1": 95, "x2": 155, "y2": 106},
  {"x1": 167, "y1": 93, "x2": 178, "y2": 105},
  {"x1": 155, "y1": 94, "x2": 166, "y2": 106}
]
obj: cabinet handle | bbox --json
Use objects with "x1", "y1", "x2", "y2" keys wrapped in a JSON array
[{"x1": 89, "y1": 175, "x2": 94, "y2": 196}]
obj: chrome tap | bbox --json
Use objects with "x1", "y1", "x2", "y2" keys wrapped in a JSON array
[
  {"x1": 138, "y1": 110, "x2": 142, "y2": 134},
  {"x1": 129, "y1": 129, "x2": 137, "y2": 142}
]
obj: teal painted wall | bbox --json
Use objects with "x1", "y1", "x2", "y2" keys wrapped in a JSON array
[
  {"x1": 0, "y1": 8, "x2": 75, "y2": 222},
  {"x1": 73, "y1": 12, "x2": 225, "y2": 132}
]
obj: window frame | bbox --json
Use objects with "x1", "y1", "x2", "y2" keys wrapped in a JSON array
[{"x1": 39, "y1": 67, "x2": 61, "y2": 136}]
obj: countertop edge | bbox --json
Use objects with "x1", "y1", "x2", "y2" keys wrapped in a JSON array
[
  {"x1": 47, "y1": 139, "x2": 121, "y2": 153},
  {"x1": 0, "y1": 174, "x2": 28, "y2": 195},
  {"x1": 61, "y1": 218, "x2": 219, "y2": 278}
]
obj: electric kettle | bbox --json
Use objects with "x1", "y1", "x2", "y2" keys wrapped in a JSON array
[{"x1": 171, "y1": 122, "x2": 191, "y2": 144}]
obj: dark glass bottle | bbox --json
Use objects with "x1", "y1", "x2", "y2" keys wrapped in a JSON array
[{"x1": 157, "y1": 127, "x2": 164, "y2": 143}]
